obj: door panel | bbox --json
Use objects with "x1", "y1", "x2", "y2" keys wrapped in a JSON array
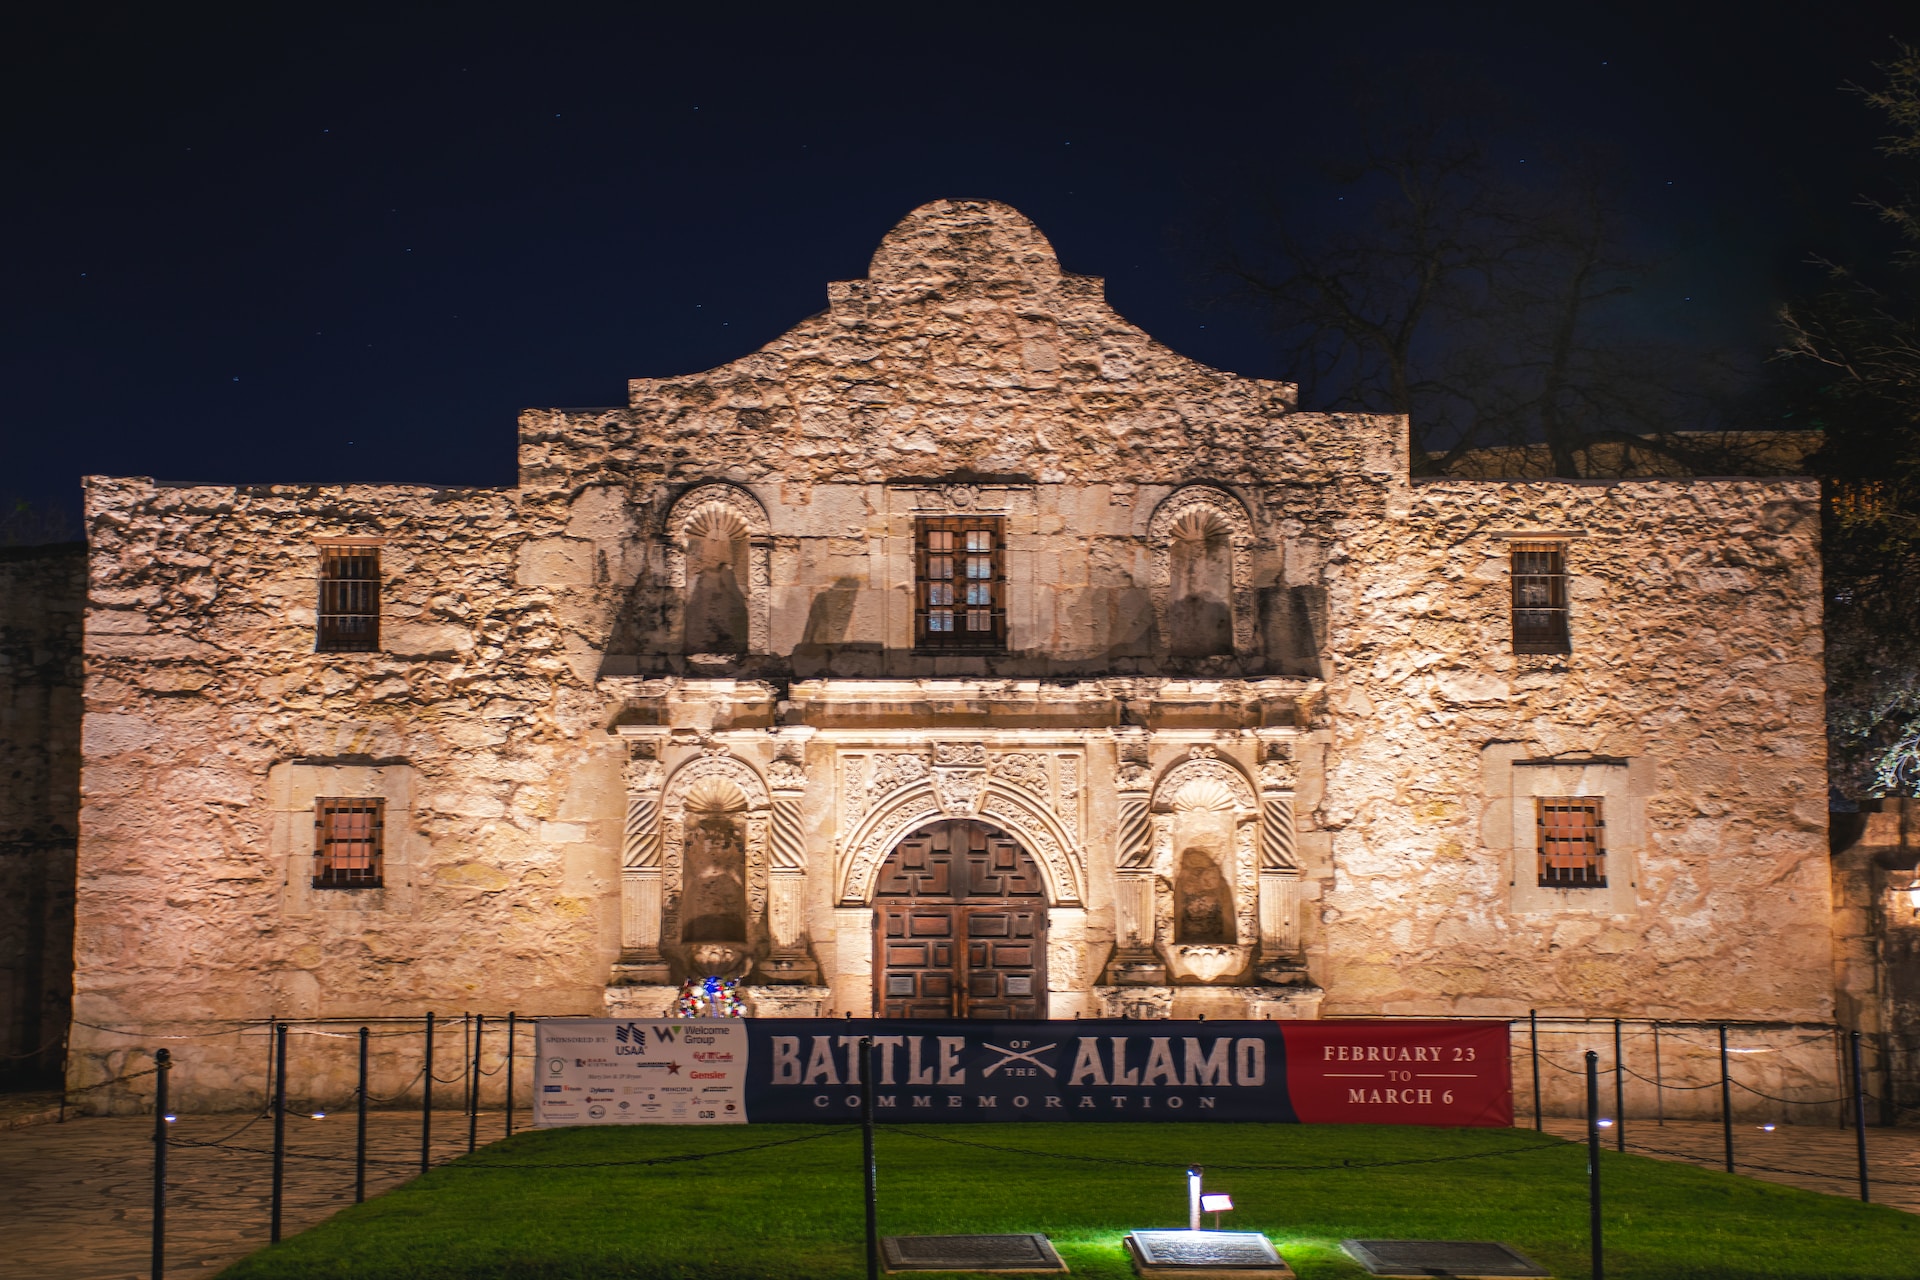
[{"x1": 874, "y1": 820, "x2": 1048, "y2": 1019}]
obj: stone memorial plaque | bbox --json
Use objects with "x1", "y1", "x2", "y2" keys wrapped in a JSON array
[
  {"x1": 1342, "y1": 1239, "x2": 1550, "y2": 1278},
  {"x1": 881, "y1": 1233, "x2": 1068, "y2": 1273},
  {"x1": 1124, "y1": 1230, "x2": 1295, "y2": 1279}
]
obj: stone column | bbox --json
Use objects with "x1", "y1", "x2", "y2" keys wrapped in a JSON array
[
  {"x1": 615, "y1": 749, "x2": 670, "y2": 984},
  {"x1": 761, "y1": 750, "x2": 821, "y2": 983},
  {"x1": 1257, "y1": 753, "x2": 1303, "y2": 970},
  {"x1": 1103, "y1": 747, "x2": 1166, "y2": 984}
]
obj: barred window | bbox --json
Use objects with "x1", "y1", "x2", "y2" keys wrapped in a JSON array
[
  {"x1": 1537, "y1": 797, "x2": 1605, "y2": 888},
  {"x1": 1511, "y1": 542, "x2": 1570, "y2": 654},
  {"x1": 317, "y1": 544, "x2": 381, "y2": 653},
  {"x1": 313, "y1": 798, "x2": 384, "y2": 889},
  {"x1": 915, "y1": 517, "x2": 1005, "y2": 650}
]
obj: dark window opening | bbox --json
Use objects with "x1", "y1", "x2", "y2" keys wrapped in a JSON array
[
  {"x1": 318, "y1": 545, "x2": 381, "y2": 652},
  {"x1": 1537, "y1": 797, "x2": 1606, "y2": 888},
  {"x1": 916, "y1": 517, "x2": 1005, "y2": 650},
  {"x1": 314, "y1": 797, "x2": 384, "y2": 889},
  {"x1": 1511, "y1": 543, "x2": 1570, "y2": 654}
]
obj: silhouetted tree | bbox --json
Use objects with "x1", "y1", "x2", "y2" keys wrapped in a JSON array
[{"x1": 1780, "y1": 42, "x2": 1920, "y2": 795}]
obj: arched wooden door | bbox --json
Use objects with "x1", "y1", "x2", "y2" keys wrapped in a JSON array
[{"x1": 874, "y1": 820, "x2": 1048, "y2": 1019}]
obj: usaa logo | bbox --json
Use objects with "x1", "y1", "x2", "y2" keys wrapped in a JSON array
[{"x1": 615, "y1": 1023, "x2": 679, "y2": 1055}]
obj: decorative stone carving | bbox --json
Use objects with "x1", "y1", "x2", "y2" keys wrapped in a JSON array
[
  {"x1": 1054, "y1": 753, "x2": 1080, "y2": 834},
  {"x1": 664, "y1": 482, "x2": 773, "y2": 655},
  {"x1": 766, "y1": 755, "x2": 807, "y2": 793},
  {"x1": 838, "y1": 776, "x2": 1085, "y2": 907},
  {"x1": 658, "y1": 753, "x2": 771, "y2": 966},
  {"x1": 1151, "y1": 752, "x2": 1256, "y2": 815},
  {"x1": 842, "y1": 756, "x2": 869, "y2": 823},
  {"x1": 933, "y1": 742, "x2": 988, "y2": 766},
  {"x1": 619, "y1": 742, "x2": 669, "y2": 975},
  {"x1": 869, "y1": 751, "x2": 931, "y2": 798},
  {"x1": 991, "y1": 751, "x2": 1050, "y2": 797},
  {"x1": 1147, "y1": 485, "x2": 1257, "y2": 660},
  {"x1": 935, "y1": 767, "x2": 985, "y2": 816}
]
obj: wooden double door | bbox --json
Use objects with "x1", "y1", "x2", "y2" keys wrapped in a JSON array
[{"x1": 875, "y1": 821, "x2": 1048, "y2": 1019}]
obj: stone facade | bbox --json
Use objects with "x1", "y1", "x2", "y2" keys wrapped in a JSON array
[{"x1": 68, "y1": 200, "x2": 1831, "y2": 1113}]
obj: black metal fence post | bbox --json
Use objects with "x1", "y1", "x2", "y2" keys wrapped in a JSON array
[
  {"x1": 861, "y1": 1035, "x2": 878, "y2": 1280},
  {"x1": 469, "y1": 1014, "x2": 483, "y2": 1153},
  {"x1": 1612, "y1": 1019, "x2": 1625, "y2": 1152},
  {"x1": 270, "y1": 1023, "x2": 288, "y2": 1243},
  {"x1": 1530, "y1": 1009, "x2": 1542, "y2": 1131},
  {"x1": 505, "y1": 1012, "x2": 516, "y2": 1138},
  {"x1": 152, "y1": 1048, "x2": 170, "y2": 1280},
  {"x1": 355, "y1": 1027, "x2": 369, "y2": 1204},
  {"x1": 1652, "y1": 1021, "x2": 1664, "y2": 1126},
  {"x1": 421, "y1": 1011, "x2": 434, "y2": 1174},
  {"x1": 1718, "y1": 1024, "x2": 1734, "y2": 1174},
  {"x1": 1851, "y1": 1030, "x2": 1871, "y2": 1203},
  {"x1": 1585, "y1": 1050, "x2": 1602, "y2": 1280}
]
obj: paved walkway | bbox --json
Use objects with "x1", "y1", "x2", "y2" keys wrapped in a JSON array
[
  {"x1": 6, "y1": 1112, "x2": 1920, "y2": 1280},
  {"x1": 1, "y1": 1109, "x2": 506, "y2": 1280},
  {"x1": 1542, "y1": 1117, "x2": 1920, "y2": 1212}
]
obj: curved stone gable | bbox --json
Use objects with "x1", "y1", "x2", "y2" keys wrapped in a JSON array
[{"x1": 522, "y1": 199, "x2": 1388, "y2": 492}]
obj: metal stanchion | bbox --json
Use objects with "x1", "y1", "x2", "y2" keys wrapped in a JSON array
[
  {"x1": 1718, "y1": 1024, "x2": 1734, "y2": 1174},
  {"x1": 356, "y1": 1027, "x2": 369, "y2": 1204},
  {"x1": 271, "y1": 1024, "x2": 288, "y2": 1243},
  {"x1": 861, "y1": 1035, "x2": 878, "y2": 1280},
  {"x1": 1612, "y1": 1019, "x2": 1625, "y2": 1152},
  {"x1": 1851, "y1": 1030, "x2": 1871, "y2": 1203},
  {"x1": 1530, "y1": 1009, "x2": 1542, "y2": 1131},
  {"x1": 469, "y1": 1014, "x2": 483, "y2": 1153},
  {"x1": 1585, "y1": 1050, "x2": 1602, "y2": 1280},
  {"x1": 152, "y1": 1048, "x2": 170, "y2": 1280},
  {"x1": 1652, "y1": 1021, "x2": 1664, "y2": 1126},
  {"x1": 505, "y1": 1012, "x2": 516, "y2": 1137},
  {"x1": 421, "y1": 1011, "x2": 434, "y2": 1174}
]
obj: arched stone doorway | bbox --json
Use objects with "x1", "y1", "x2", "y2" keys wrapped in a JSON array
[{"x1": 874, "y1": 820, "x2": 1048, "y2": 1019}]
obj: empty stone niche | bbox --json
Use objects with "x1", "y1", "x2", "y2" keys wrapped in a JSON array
[
  {"x1": 684, "y1": 509, "x2": 750, "y2": 655},
  {"x1": 1167, "y1": 510, "x2": 1234, "y2": 658},
  {"x1": 680, "y1": 780, "x2": 749, "y2": 946}
]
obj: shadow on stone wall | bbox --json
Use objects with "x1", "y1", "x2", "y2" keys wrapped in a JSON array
[{"x1": 0, "y1": 543, "x2": 84, "y2": 1089}]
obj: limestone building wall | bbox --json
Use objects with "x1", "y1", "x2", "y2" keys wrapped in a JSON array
[{"x1": 66, "y1": 199, "x2": 1833, "y2": 1115}]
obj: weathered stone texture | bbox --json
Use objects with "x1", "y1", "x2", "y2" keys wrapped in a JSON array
[
  {"x1": 66, "y1": 200, "x2": 1832, "y2": 1113},
  {"x1": 0, "y1": 543, "x2": 84, "y2": 1086}
]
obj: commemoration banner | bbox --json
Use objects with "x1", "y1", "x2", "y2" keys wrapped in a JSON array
[{"x1": 534, "y1": 1017, "x2": 1510, "y2": 1129}]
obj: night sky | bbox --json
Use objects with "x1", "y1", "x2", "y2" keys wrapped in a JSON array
[{"x1": 4, "y1": 2, "x2": 1913, "y2": 535}]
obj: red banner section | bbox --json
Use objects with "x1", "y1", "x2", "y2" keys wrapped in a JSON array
[{"x1": 1282, "y1": 1020, "x2": 1512, "y2": 1127}]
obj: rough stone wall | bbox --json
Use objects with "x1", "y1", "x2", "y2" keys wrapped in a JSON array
[
  {"x1": 0, "y1": 543, "x2": 84, "y2": 1086},
  {"x1": 67, "y1": 200, "x2": 1835, "y2": 1114},
  {"x1": 1314, "y1": 478, "x2": 1829, "y2": 1023},
  {"x1": 72, "y1": 480, "x2": 631, "y2": 1110}
]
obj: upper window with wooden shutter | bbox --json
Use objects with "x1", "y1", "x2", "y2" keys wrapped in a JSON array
[
  {"x1": 313, "y1": 797, "x2": 384, "y2": 889},
  {"x1": 317, "y1": 543, "x2": 381, "y2": 653},
  {"x1": 1536, "y1": 797, "x2": 1605, "y2": 888},
  {"x1": 915, "y1": 516, "x2": 1006, "y2": 650},
  {"x1": 1510, "y1": 542, "x2": 1570, "y2": 654}
]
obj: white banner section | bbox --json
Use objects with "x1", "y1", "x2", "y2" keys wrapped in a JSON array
[{"x1": 534, "y1": 1018, "x2": 747, "y2": 1126}]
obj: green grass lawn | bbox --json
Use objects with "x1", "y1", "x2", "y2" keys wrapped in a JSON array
[{"x1": 214, "y1": 1123, "x2": 1920, "y2": 1280}]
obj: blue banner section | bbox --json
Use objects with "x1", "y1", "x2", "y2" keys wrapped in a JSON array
[{"x1": 743, "y1": 1019, "x2": 1298, "y2": 1123}]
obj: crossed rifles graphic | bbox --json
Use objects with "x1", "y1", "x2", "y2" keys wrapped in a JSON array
[{"x1": 980, "y1": 1042, "x2": 1059, "y2": 1078}]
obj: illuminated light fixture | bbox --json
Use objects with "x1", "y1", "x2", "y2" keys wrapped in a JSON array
[
  {"x1": 1187, "y1": 1165, "x2": 1204, "y2": 1232},
  {"x1": 1596, "y1": 1119, "x2": 1614, "y2": 1128},
  {"x1": 310, "y1": 1111, "x2": 327, "y2": 1120},
  {"x1": 1761, "y1": 1123, "x2": 1777, "y2": 1132},
  {"x1": 163, "y1": 1114, "x2": 177, "y2": 1123},
  {"x1": 1908, "y1": 885, "x2": 1920, "y2": 914}
]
